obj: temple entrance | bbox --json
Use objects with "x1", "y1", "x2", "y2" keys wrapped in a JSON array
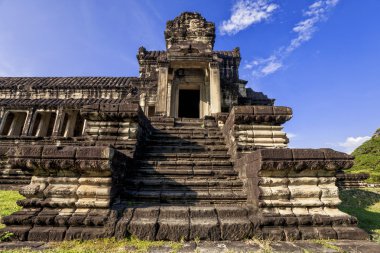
[{"x1": 178, "y1": 89, "x2": 200, "y2": 118}]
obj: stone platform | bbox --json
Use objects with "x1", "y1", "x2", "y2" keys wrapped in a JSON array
[{"x1": 0, "y1": 104, "x2": 369, "y2": 242}]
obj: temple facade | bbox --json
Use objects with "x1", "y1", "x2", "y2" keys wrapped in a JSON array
[{"x1": 0, "y1": 13, "x2": 367, "y2": 242}]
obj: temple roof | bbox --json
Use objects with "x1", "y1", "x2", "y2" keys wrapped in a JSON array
[
  {"x1": 0, "y1": 98, "x2": 130, "y2": 109},
  {"x1": 0, "y1": 77, "x2": 137, "y2": 89}
]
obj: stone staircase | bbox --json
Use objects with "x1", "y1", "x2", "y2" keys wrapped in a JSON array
[
  {"x1": 115, "y1": 118, "x2": 255, "y2": 240},
  {"x1": 123, "y1": 118, "x2": 247, "y2": 205}
]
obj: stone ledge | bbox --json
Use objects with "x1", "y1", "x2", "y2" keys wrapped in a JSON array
[
  {"x1": 81, "y1": 102, "x2": 141, "y2": 121},
  {"x1": 230, "y1": 105, "x2": 293, "y2": 125}
]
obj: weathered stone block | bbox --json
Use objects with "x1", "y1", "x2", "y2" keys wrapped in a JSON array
[
  {"x1": 299, "y1": 226, "x2": 319, "y2": 240},
  {"x1": 114, "y1": 208, "x2": 134, "y2": 239},
  {"x1": 317, "y1": 226, "x2": 337, "y2": 239},
  {"x1": 284, "y1": 227, "x2": 300, "y2": 240},
  {"x1": 1, "y1": 225, "x2": 31, "y2": 241},
  {"x1": 41, "y1": 146, "x2": 76, "y2": 159},
  {"x1": 127, "y1": 207, "x2": 159, "y2": 240},
  {"x1": 261, "y1": 227, "x2": 285, "y2": 240},
  {"x1": 64, "y1": 227, "x2": 84, "y2": 240},
  {"x1": 333, "y1": 226, "x2": 368, "y2": 240}
]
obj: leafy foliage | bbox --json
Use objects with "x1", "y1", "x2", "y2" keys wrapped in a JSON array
[{"x1": 348, "y1": 135, "x2": 380, "y2": 183}]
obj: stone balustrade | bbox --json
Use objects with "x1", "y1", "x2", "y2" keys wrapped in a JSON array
[{"x1": 222, "y1": 105, "x2": 292, "y2": 160}]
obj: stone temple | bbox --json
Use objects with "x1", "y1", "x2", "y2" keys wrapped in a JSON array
[{"x1": 0, "y1": 12, "x2": 367, "y2": 241}]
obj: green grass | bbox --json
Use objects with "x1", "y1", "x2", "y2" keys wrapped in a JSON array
[
  {"x1": 0, "y1": 190, "x2": 23, "y2": 229},
  {"x1": 0, "y1": 237, "x2": 182, "y2": 253},
  {"x1": 348, "y1": 135, "x2": 380, "y2": 183},
  {"x1": 338, "y1": 188, "x2": 380, "y2": 242}
]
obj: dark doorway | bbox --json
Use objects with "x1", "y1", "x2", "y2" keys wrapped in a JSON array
[{"x1": 178, "y1": 89, "x2": 200, "y2": 118}]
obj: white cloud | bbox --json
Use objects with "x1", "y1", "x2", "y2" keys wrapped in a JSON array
[
  {"x1": 261, "y1": 59, "x2": 282, "y2": 75},
  {"x1": 287, "y1": 133, "x2": 297, "y2": 139},
  {"x1": 338, "y1": 136, "x2": 371, "y2": 154},
  {"x1": 220, "y1": 0, "x2": 279, "y2": 35},
  {"x1": 246, "y1": 0, "x2": 339, "y2": 78}
]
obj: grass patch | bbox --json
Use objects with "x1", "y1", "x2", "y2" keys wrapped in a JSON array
[
  {"x1": 339, "y1": 188, "x2": 380, "y2": 241},
  {"x1": 1, "y1": 237, "x2": 183, "y2": 253},
  {"x1": 0, "y1": 190, "x2": 23, "y2": 229}
]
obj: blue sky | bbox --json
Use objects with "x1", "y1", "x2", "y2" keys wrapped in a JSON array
[{"x1": 0, "y1": 0, "x2": 379, "y2": 153}]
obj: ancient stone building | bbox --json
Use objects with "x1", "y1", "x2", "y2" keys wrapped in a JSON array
[{"x1": 0, "y1": 12, "x2": 367, "y2": 241}]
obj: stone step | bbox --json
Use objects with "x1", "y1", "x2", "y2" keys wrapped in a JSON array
[
  {"x1": 0, "y1": 169, "x2": 33, "y2": 176},
  {"x1": 140, "y1": 153, "x2": 231, "y2": 160},
  {"x1": 0, "y1": 179, "x2": 31, "y2": 185},
  {"x1": 152, "y1": 129, "x2": 223, "y2": 136},
  {"x1": 146, "y1": 139, "x2": 226, "y2": 146},
  {"x1": 148, "y1": 134, "x2": 224, "y2": 141},
  {"x1": 174, "y1": 119, "x2": 204, "y2": 127},
  {"x1": 125, "y1": 178, "x2": 244, "y2": 189},
  {"x1": 153, "y1": 126, "x2": 220, "y2": 131},
  {"x1": 114, "y1": 205, "x2": 253, "y2": 241},
  {"x1": 138, "y1": 160, "x2": 233, "y2": 167},
  {"x1": 144, "y1": 145, "x2": 228, "y2": 152},
  {"x1": 123, "y1": 190, "x2": 247, "y2": 204},
  {"x1": 139, "y1": 165, "x2": 235, "y2": 170},
  {"x1": 134, "y1": 168, "x2": 239, "y2": 179}
]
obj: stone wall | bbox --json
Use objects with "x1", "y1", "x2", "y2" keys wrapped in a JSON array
[
  {"x1": 81, "y1": 102, "x2": 152, "y2": 156},
  {"x1": 236, "y1": 149, "x2": 368, "y2": 240}
]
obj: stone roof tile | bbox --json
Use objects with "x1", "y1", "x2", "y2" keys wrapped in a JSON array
[{"x1": 0, "y1": 77, "x2": 137, "y2": 89}]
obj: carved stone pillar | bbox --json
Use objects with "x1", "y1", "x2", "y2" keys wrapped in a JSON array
[
  {"x1": 166, "y1": 82, "x2": 172, "y2": 116},
  {"x1": 209, "y1": 62, "x2": 221, "y2": 114},
  {"x1": 0, "y1": 108, "x2": 5, "y2": 124},
  {"x1": 170, "y1": 82, "x2": 177, "y2": 117},
  {"x1": 22, "y1": 109, "x2": 35, "y2": 136},
  {"x1": 156, "y1": 62, "x2": 169, "y2": 116},
  {"x1": 139, "y1": 93, "x2": 146, "y2": 113},
  {"x1": 35, "y1": 112, "x2": 52, "y2": 137},
  {"x1": 200, "y1": 68, "x2": 210, "y2": 118},
  {"x1": 64, "y1": 111, "x2": 78, "y2": 138},
  {"x1": 0, "y1": 111, "x2": 10, "y2": 135},
  {"x1": 52, "y1": 108, "x2": 64, "y2": 137}
]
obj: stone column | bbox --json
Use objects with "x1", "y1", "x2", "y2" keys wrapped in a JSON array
[
  {"x1": 81, "y1": 119, "x2": 87, "y2": 136},
  {"x1": 0, "y1": 111, "x2": 10, "y2": 135},
  {"x1": 166, "y1": 82, "x2": 172, "y2": 117},
  {"x1": 170, "y1": 82, "x2": 177, "y2": 117},
  {"x1": 200, "y1": 68, "x2": 210, "y2": 118},
  {"x1": 22, "y1": 109, "x2": 34, "y2": 136},
  {"x1": 52, "y1": 108, "x2": 64, "y2": 137},
  {"x1": 64, "y1": 111, "x2": 78, "y2": 137},
  {"x1": 35, "y1": 112, "x2": 52, "y2": 137},
  {"x1": 139, "y1": 93, "x2": 146, "y2": 113},
  {"x1": 9, "y1": 112, "x2": 26, "y2": 136},
  {"x1": 0, "y1": 108, "x2": 5, "y2": 124},
  {"x1": 156, "y1": 62, "x2": 169, "y2": 116},
  {"x1": 209, "y1": 62, "x2": 222, "y2": 114}
]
